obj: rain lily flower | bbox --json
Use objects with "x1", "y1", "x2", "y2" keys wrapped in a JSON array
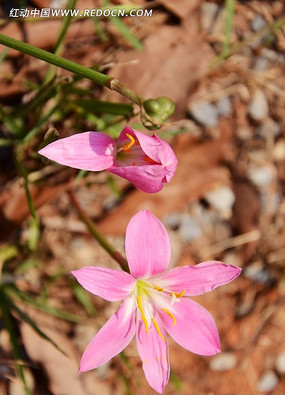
[
  {"x1": 72, "y1": 210, "x2": 241, "y2": 393},
  {"x1": 38, "y1": 126, "x2": 177, "y2": 193}
]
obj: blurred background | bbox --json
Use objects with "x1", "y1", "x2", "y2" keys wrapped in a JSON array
[{"x1": 0, "y1": 0, "x2": 285, "y2": 394}]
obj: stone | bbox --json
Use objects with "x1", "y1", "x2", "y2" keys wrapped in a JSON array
[
  {"x1": 252, "y1": 56, "x2": 269, "y2": 71},
  {"x1": 248, "y1": 165, "x2": 273, "y2": 187},
  {"x1": 257, "y1": 371, "x2": 278, "y2": 392},
  {"x1": 188, "y1": 101, "x2": 218, "y2": 128},
  {"x1": 251, "y1": 14, "x2": 267, "y2": 32},
  {"x1": 275, "y1": 352, "x2": 285, "y2": 375},
  {"x1": 258, "y1": 118, "x2": 281, "y2": 139},
  {"x1": 201, "y1": 2, "x2": 223, "y2": 33},
  {"x1": 273, "y1": 140, "x2": 285, "y2": 161},
  {"x1": 209, "y1": 353, "x2": 237, "y2": 371},
  {"x1": 216, "y1": 96, "x2": 232, "y2": 116},
  {"x1": 244, "y1": 261, "x2": 275, "y2": 286},
  {"x1": 205, "y1": 185, "x2": 235, "y2": 219},
  {"x1": 236, "y1": 126, "x2": 252, "y2": 141},
  {"x1": 248, "y1": 90, "x2": 268, "y2": 121}
]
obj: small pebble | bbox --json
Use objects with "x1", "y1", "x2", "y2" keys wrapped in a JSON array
[
  {"x1": 209, "y1": 353, "x2": 237, "y2": 372},
  {"x1": 201, "y1": 2, "x2": 222, "y2": 33},
  {"x1": 180, "y1": 215, "x2": 202, "y2": 242},
  {"x1": 236, "y1": 126, "x2": 252, "y2": 141},
  {"x1": 251, "y1": 14, "x2": 267, "y2": 32},
  {"x1": 275, "y1": 352, "x2": 285, "y2": 375},
  {"x1": 164, "y1": 213, "x2": 202, "y2": 242},
  {"x1": 188, "y1": 101, "x2": 218, "y2": 128},
  {"x1": 257, "y1": 371, "x2": 278, "y2": 393},
  {"x1": 248, "y1": 165, "x2": 273, "y2": 187},
  {"x1": 258, "y1": 118, "x2": 281, "y2": 139},
  {"x1": 273, "y1": 140, "x2": 285, "y2": 161},
  {"x1": 216, "y1": 96, "x2": 232, "y2": 116},
  {"x1": 252, "y1": 56, "x2": 269, "y2": 71},
  {"x1": 248, "y1": 90, "x2": 268, "y2": 121},
  {"x1": 205, "y1": 186, "x2": 235, "y2": 219},
  {"x1": 244, "y1": 261, "x2": 275, "y2": 286}
]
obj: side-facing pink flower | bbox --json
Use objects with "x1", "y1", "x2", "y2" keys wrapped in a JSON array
[
  {"x1": 72, "y1": 210, "x2": 241, "y2": 393},
  {"x1": 38, "y1": 126, "x2": 177, "y2": 193}
]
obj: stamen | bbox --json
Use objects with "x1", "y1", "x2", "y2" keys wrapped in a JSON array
[
  {"x1": 136, "y1": 296, "x2": 149, "y2": 333},
  {"x1": 171, "y1": 290, "x2": 185, "y2": 298},
  {"x1": 132, "y1": 162, "x2": 136, "y2": 166},
  {"x1": 162, "y1": 308, "x2": 177, "y2": 325},
  {"x1": 153, "y1": 285, "x2": 164, "y2": 292},
  {"x1": 170, "y1": 290, "x2": 185, "y2": 305},
  {"x1": 152, "y1": 318, "x2": 165, "y2": 342},
  {"x1": 122, "y1": 133, "x2": 135, "y2": 152}
]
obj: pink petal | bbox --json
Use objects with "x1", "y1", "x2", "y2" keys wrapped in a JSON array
[
  {"x1": 125, "y1": 210, "x2": 170, "y2": 278},
  {"x1": 79, "y1": 298, "x2": 136, "y2": 372},
  {"x1": 108, "y1": 165, "x2": 165, "y2": 193},
  {"x1": 161, "y1": 298, "x2": 220, "y2": 356},
  {"x1": 71, "y1": 267, "x2": 136, "y2": 301},
  {"x1": 134, "y1": 131, "x2": 177, "y2": 182},
  {"x1": 38, "y1": 132, "x2": 115, "y2": 171},
  {"x1": 136, "y1": 311, "x2": 169, "y2": 393},
  {"x1": 152, "y1": 261, "x2": 242, "y2": 296}
]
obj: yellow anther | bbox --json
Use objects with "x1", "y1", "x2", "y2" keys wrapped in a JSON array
[
  {"x1": 136, "y1": 296, "x2": 149, "y2": 333},
  {"x1": 162, "y1": 308, "x2": 177, "y2": 325},
  {"x1": 153, "y1": 285, "x2": 164, "y2": 292},
  {"x1": 171, "y1": 290, "x2": 185, "y2": 298},
  {"x1": 152, "y1": 318, "x2": 165, "y2": 342},
  {"x1": 122, "y1": 133, "x2": 135, "y2": 152}
]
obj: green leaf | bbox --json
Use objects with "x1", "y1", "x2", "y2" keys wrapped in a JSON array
[
  {"x1": 170, "y1": 370, "x2": 183, "y2": 391},
  {"x1": 109, "y1": 16, "x2": 143, "y2": 50},
  {"x1": 6, "y1": 285, "x2": 81, "y2": 323},
  {"x1": 0, "y1": 106, "x2": 24, "y2": 136},
  {"x1": 8, "y1": 297, "x2": 67, "y2": 355},
  {"x1": 0, "y1": 290, "x2": 31, "y2": 395},
  {"x1": 74, "y1": 99, "x2": 134, "y2": 116},
  {"x1": 0, "y1": 47, "x2": 8, "y2": 63},
  {"x1": 71, "y1": 280, "x2": 97, "y2": 316},
  {"x1": 27, "y1": 217, "x2": 41, "y2": 252},
  {"x1": 0, "y1": 244, "x2": 18, "y2": 284}
]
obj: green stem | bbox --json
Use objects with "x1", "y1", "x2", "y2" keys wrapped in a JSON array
[
  {"x1": 68, "y1": 190, "x2": 129, "y2": 272},
  {"x1": 52, "y1": 0, "x2": 77, "y2": 54},
  {"x1": 222, "y1": 0, "x2": 236, "y2": 57},
  {"x1": 0, "y1": 34, "x2": 145, "y2": 104},
  {"x1": 44, "y1": 0, "x2": 77, "y2": 83},
  {"x1": 0, "y1": 290, "x2": 31, "y2": 395}
]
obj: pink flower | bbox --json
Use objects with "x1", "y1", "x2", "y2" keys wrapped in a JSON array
[
  {"x1": 72, "y1": 210, "x2": 241, "y2": 393},
  {"x1": 38, "y1": 126, "x2": 177, "y2": 193}
]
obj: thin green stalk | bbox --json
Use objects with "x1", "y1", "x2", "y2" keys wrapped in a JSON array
[
  {"x1": 0, "y1": 34, "x2": 144, "y2": 104},
  {"x1": 222, "y1": 0, "x2": 236, "y2": 57},
  {"x1": 68, "y1": 190, "x2": 129, "y2": 272},
  {"x1": 23, "y1": 102, "x2": 59, "y2": 143},
  {"x1": 52, "y1": 0, "x2": 77, "y2": 54},
  {"x1": 14, "y1": 153, "x2": 38, "y2": 222},
  {"x1": 212, "y1": 16, "x2": 285, "y2": 67},
  {"x1": 44, "y1": 0, "x2": 77, "y2": 82},
  {"x1": 0, "y1": 290, "x2": 31, "y2": 395}
]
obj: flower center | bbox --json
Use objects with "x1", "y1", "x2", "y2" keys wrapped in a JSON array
[{"x1": 135, "y1": 279, "x2": 185, "y2": 341}]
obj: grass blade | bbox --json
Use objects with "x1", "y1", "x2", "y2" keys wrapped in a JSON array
[
  {"x1": 7, "y1": 296, "x2": 67, "y2": 355},
  {"x1": 6, "y1": 285, "x2": 81, "y2": 323},
  {"x1": 0, "y1": 290, "x2": 31, "y2": 395}
]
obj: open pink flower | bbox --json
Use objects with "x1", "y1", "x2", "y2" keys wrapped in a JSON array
[
  {"x1": 72, "y1": 210, "x2": 241, "y2": 393},
  {"x1": 38, "y1": 126, "x2": 177, "y2": 193}
]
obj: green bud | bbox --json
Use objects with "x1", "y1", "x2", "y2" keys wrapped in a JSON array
[{"x1": 141, "y1": 96, "x2": 175, "y2": 130}]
